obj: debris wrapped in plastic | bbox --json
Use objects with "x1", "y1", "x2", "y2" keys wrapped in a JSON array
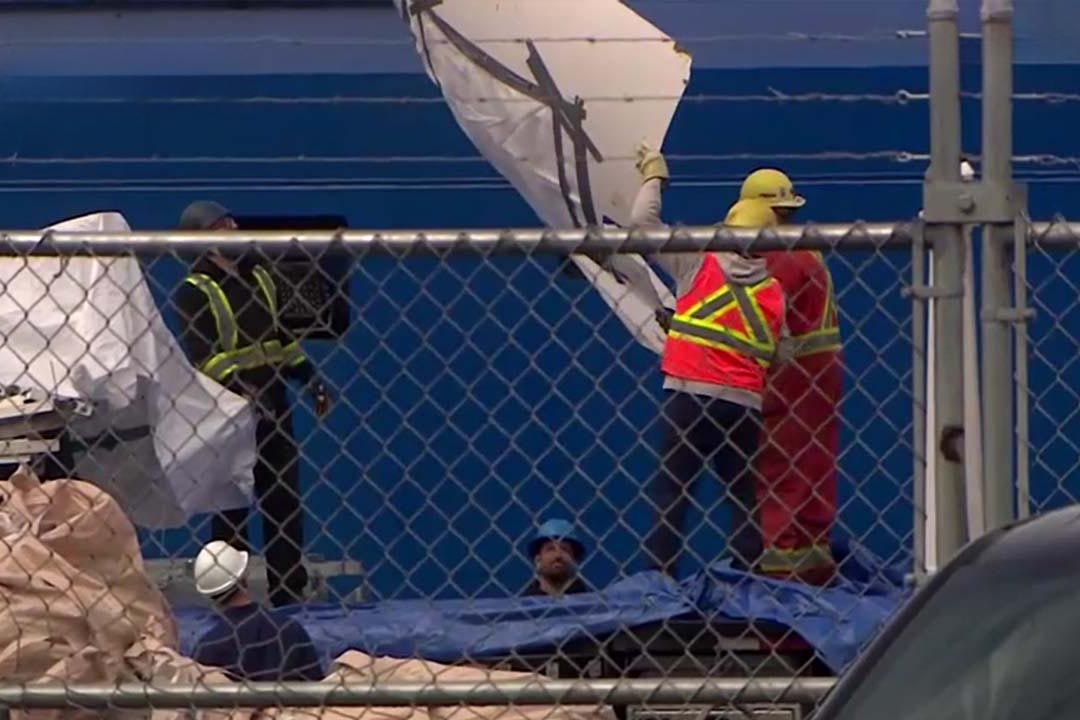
[
  {"x1": 0, "y1": 211, "x2": 257, "y2": 527},
  {"x1": 0, "y1": 386, "x2": 91, "y2": 464}
]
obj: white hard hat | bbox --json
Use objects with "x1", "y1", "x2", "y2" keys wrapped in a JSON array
[
  {"x1": 193, "y1": 541, "x2": 250, "y2": 598},
  {"x1": 960, "y1": 159, "x2": 975, "y2": 182}
]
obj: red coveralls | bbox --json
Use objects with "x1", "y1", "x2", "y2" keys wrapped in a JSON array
[{"x1": 756, "y1": 251, "x2": 843, "y2": 585}]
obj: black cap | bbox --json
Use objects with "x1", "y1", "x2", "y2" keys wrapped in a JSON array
[{"x1": 178, "y1": 200, "x2": 232, "y2": 230}]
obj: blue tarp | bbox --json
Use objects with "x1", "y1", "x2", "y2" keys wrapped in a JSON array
[{"x1": 176, "y1": 541, "x2": 908, "y2": 674}]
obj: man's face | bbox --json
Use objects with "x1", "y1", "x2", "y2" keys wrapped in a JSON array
[
  {"x1": 535, "y1": 539, "x2": 578, "y2": 583},
  {"x1": 211, "y1": 216, "x2": 238, "y2": 231}
]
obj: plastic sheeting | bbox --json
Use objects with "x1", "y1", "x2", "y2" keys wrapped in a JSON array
[
  {"x1": 397, "y1": 0, "x2": 688, "y2": 354},
  {"x1": 177, "y1": 542, "x2": 907, "y2": 674},
  {"x1": 0, "y1": 212, "x2": 256, "y2": 527}
]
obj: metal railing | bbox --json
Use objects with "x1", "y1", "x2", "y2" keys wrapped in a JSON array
[
  {"x1": 0, "y1": 678, "x2": 837, "y2": 713},
  {"x1": 0, "y1": 224, "x2": 914, "y2": 255}
]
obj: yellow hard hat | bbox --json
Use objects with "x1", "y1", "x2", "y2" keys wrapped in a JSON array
[
  {"x1": 724, "y1": 198, "x2": 778, "y2": 229},
  {"x1": 739, "y1": 168, "x2": 806, "y2": 209}
]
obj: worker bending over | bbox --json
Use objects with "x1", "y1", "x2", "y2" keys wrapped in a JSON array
[
  {"x1": 631, "y1": 145, "x2": 786, "y2": 576},
  {"x1": 174, "y1": 201, "x2": 330, "y2": 607},
  {"x1": 192, "y1": 541, "x2": 322, "y2": 681},
  {"x1": 523, "y1": 518, "x2": 591, "y2": 597},
  {"x1": 741, "y1": 170, "x2": 843, "y2": 584}
]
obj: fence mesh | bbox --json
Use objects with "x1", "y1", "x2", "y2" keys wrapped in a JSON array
[
  {"x1": 1028, "y1": 223, "x2": 1080, "y2": 515},
  {"x1": 0, "y1": 0, "x2": 978, "y2": 715},
  {"x1": 0, "y1": 228, "x2": 919, "y2": 719}
]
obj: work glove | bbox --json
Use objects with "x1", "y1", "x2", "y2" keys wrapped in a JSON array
[{"x1": 635, "y1": 141, "x2": 670, "y2": 186}]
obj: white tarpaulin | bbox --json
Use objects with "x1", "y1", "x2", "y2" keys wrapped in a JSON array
[
  {"x1": 397, "y1": 0, "x2": 690, "y2": 354},
  {"x1": 0, "y1": 211, "x2": 256, "y2": 528}
]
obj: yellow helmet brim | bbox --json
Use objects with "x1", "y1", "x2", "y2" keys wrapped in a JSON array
[{"x1": 770, "y1": 195, "x2": 807, "y2": 209}]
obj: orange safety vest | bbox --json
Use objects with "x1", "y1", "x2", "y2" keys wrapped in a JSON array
[{"x1": 662, "y1": 255, "x2": 786, "y2": 395}]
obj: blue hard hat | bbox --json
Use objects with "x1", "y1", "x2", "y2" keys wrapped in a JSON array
[{"x1": 528, "y1": 518, "x2": 585, "y2": 560}]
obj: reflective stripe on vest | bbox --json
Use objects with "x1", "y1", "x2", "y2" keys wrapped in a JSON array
[
  {"x1": 667, "y1": 279, "x2": 778, "y2": 364},
  {"x1": 184, "y1": 273, "x2": 238, "y2": 353},
  {"x1": 758, "y1": 543, "x2": 834, "y2": 574},
  {"x1": 184, "y1": 268, "x2": 304, "y2": 382},
  {"x1": 789, "y1": 252, "x2": 842, "y2": 358}
]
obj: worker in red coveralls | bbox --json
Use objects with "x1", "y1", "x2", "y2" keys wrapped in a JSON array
[{"x1": 739, "y1": 169, "x2": 843, "y2": 585}]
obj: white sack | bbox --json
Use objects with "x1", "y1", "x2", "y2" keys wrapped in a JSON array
[
  {"x1": 0, "y1": 211, "x2": 256, "y2": 527},
  {"x1": 397, "y1": 0, "x2": 689, "y2": 353}
]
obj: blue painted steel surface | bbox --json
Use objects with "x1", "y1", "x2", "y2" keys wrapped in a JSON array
[{"x1": 0, "y1": 59, "x2": 1078, "y2": 599}]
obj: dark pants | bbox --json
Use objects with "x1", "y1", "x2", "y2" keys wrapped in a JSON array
[
  {"x1": 643, "y1": 391, "x2": 763, "y2": 576},
  {"x1": 213, "y1": 413, "x2": 307, "y2": 607}
]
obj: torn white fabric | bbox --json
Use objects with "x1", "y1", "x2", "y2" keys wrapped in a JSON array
[
  {"x1": 396, "y1": 0, "x2": 690, "y2": 353},
  {"x1": 0, "y1": 212, "x2": 255, "y2": 527}
]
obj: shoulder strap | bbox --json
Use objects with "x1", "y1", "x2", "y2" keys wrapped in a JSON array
[
  {"x1": 184, "y1": 273, "x2": 239, "y2": 351},
  {"x1": 251, "y1": 266, "x2": 280, "y2": 333}
]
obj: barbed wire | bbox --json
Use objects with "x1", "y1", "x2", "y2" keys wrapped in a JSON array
[
  {"x1": 0, "y1": 151, "x2": 929, "y2": 165},
  {"x1": 1014, "y1": 154, "x2": 1080, "y2": 168},
  {"x1": 5, "y1": 152, "x2": 1075, "y2": 183},
  {"x1": 0, "y1": 179, "x2": 937, "y2": 195},
  {"x1": 0, "y1": 90, "x2": 927, "y2": 105},
  {"x1": 6, "y1": 91, "x2": 1080, "y2": 106},
  {"x1": 0, "y1": 31, "x2": 914, "y2": 48}
]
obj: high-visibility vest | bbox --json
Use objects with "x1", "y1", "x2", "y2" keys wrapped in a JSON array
[
  {"x1": 661, "y1": 255, "x2": 785, "y2": 395},
  {"x1": 759, "y1": 543, "x2": 835, "y2": 575},
  {"x1": 184, "y1": 266, "x2": 306, "y2": 383},
  {"x1": 785, "y1": 251, "x2": 842, "y2": 359}
]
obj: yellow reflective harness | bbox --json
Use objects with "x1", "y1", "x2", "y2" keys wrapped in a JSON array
[
  {"x1": 184, "y1": 266, "x2": 306, "y2": 383},
  {"x1": 759, "y1": 543, "x2": 834, "y2": 574},
  {"x1": 788, "y1": 252, "x2": 842, "y2": 358},
  {"x1": 667, "y1": 278, "x2": 779, "y2": 366}
]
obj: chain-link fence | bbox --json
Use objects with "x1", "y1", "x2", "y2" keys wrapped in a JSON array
[
  {"x1": 1026, "y1": 222, "x2": 1080, "y2": 517},
  {"x1": 0, "y1": 0, "x2": 1059, "y2": 714},
  {"x1": 0, "y1": 223, "x2": 921, "y2": 720}
]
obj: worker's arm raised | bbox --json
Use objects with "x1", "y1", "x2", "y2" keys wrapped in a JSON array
[{"x1": 629, "y1": 143, "x2": 704, "y2": 298}]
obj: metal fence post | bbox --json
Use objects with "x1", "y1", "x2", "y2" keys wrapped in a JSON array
[
  {"x1": 911, "y1": 223, "x2": 928, "y2": 579},
  {"x1": 1014, "y1": 215, "x2": 1031, "y2": 518},
  {"x1": 925, "y1": 0, "x2": 968, "y2": 563},
  {"x1": 980, "y1": 0, "x2": 1017, "y2": 531}
]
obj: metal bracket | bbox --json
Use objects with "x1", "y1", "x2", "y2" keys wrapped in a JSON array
[
  {"x1": 902, "y1": 284, "x2": 962, "y2": 300},
  {"x1": 982, "y1": 307, "x2": 1036, "y2": 324},
  {"x1": 922, "y1": 180, "x2": 1027, "y2": 224}
]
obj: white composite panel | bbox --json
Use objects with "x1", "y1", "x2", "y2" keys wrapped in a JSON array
[{"x1": 398, "y1": 0, "x2": 691, "y2": 354}]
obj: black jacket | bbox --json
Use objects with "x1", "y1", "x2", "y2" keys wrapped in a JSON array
[
  {"x1": 173, "y1": 260, "x2": 314, "y2": 417},
  {"x1": 193, "y1": 603, "x2": 322, "y2": 682}
]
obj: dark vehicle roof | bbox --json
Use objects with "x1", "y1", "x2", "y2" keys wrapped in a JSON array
[
  {"x1": 968, "y1": 504, "x2": 1080, "y2": 568},
  {"x1": 815, "y1": 504, "x2": 1080, "y2": 719}
]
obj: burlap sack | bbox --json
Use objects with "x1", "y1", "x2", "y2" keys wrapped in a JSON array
[
  {"x1": 424, "y1": 663, "x2": 612, "y2": 720},
  {"x1": 0, "y1": 466, "x2": 179, "y2": 720},
  {"x1": 124, "y1": 635, "x2": 253, "y2": 720},
  {"x1": 310, "y1": 652, "x2": 612, "y2": 720},
  {"x1": 308, "y1": 650, "x2": 431, "y2": 720}
]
